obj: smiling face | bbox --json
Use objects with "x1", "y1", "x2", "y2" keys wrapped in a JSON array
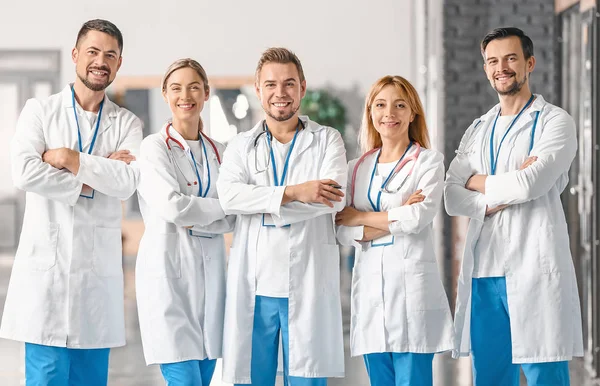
[
  {"x1": 483, "y1": 36, "x2": 535, "y2": 96},
  {"x1": 163, "y1": 66, "x2": 209, "y2": 122},
  {"x1": 370, "y1": 84, "x2": 414, "y2": 143},
  {"x1": 255, "y1": 62, "x2": 306, "y2": 123},
  {"x1": 72, "y1": 30, "x2": 122, "y2": 92}
]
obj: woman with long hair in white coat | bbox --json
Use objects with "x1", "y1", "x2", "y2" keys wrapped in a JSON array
[
  {"x1": 135, "y1": 58, "x2": 234, "y2": 386},
  {"x1": 335, "y1": 75, "x2": 454, "y2": 386}
]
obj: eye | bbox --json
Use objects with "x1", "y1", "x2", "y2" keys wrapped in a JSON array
[
  {"x1": 87, "y1": 50, "x2": 96, "y2": 55},
  {"x1": 191, "y1": 85, "x2": 199, "y2": 90},
  {"x1": 287, "y1": 82, "x2": 294, "y2": 87},
  {"x1": 107, "y1": 54, "x2": 116, "y2": 59},
  {"x1": 171, "y1": 87, "x2": 181, "y2": 92},
  {"x1": 397, "y1": 103, "x2": 406, "y2": 109},
  {"x1": 374, "y1": 103, "x2": 384, "y2": 108}
]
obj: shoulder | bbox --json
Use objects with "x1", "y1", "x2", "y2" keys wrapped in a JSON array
[
  {"x1": 419, "y1": 147, "x2": 444, "y2": 164},
  {"x1": 141, "y1": 132, "x2": 166, "y2": 153}
]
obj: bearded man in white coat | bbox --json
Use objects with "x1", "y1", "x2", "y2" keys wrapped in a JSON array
[
  {"x1": 0, "y1": 19, "x2": 142, "y2": 386},
  {"x1": 217, "y1": 47, "x2": 347, "y2": 386},
  {"x1": 444, "y1": 27, "x2": 583, "y2": 386}
]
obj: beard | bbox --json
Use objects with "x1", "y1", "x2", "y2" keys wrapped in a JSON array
[
  {"x1": 493, "y1": 71, "x2": 528, "y2": 96},
  {"x1": 264, "y1": 101, "x2": 300, "y2": 122},
  {"x1": 77, "y1": 66, "x2": 113, "y2": 92}
]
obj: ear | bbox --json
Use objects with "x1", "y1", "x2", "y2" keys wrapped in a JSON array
[
  {"x1": 116, "y1": 56, "x2": 123, "y2": 72},
  {"x1": 72, "y1": 47, "x2": 78, "y2": 64},
  {"x1": 527, "y1": 55, "x2": 536, "y2": 73},
  {"x1": 204, "y1": 85, "x2": 210, "y2": 102},
  {"x1": 254, "y1": 82, "x2": 261, "y2": 100},
  {"x1": 300, "y1": 80, "x2": 307, "y2": 99},
  {"x1": 162, "y1": 89, "x2": 168, "y2": 104}
]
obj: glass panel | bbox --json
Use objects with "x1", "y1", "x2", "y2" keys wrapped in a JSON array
[
  {"x1": 0, "y1": 83, "x2": 19, "y2": 196},
  {"x1": 33, "y1": 81, "x2": 52, "y2": 99}
]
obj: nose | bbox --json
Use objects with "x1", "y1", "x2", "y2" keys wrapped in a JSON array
[
  {"x1": 276, "y1": 84, "x2": 286, "y2": 98},
  {"x1": 384, "y1": 105, "x2": 395, "y2": 117}
]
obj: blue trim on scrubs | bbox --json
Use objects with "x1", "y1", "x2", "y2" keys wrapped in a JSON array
[
  {"x1": 25, "y1": 343, "x2": 110, "y2": 386},
  {"x1": 160, "y1": 359, "x2": 216, "y2": 386},
  {"x1": 470, "y1": 277, "x2": 570, "y2": 386},
  {"x1": 363, "y1": 352, "x2": 434, "y2": 386},
  {"x1": 235, "y1": 296, "x2": 327, "y2": 386}
]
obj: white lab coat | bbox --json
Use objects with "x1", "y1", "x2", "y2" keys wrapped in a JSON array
[
  {"x1": 337, "y1": 147, "x2": 454, "y2": 357},
  {"x1": 216, "y1": 116, "x2": 347, "y2": 383},
  {"x1": 135, "y1": 124, "x2": 234, "y2": 365},
  {"x1": 1, "y1": 85, "x2": 142, "y2": 348},
  {"x1": 444, "y1": 94, "x2": 584, "y2": 363}
]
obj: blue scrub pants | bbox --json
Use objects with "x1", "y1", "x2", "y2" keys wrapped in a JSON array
[
  {"x1": 363, "y1": 352, "x2": 434, "y2": 386},
  {"x1": 160, "y1": 359, "x2": 217, "y2": 386},
  {"x1": 471, "y1": 277, "x2": 570, "y2": 386},
  {"x1": 235, "y1": 295, "x2": 327, "y2": 386},
  {"x1": 25, "y1": 343, "x2": 110, "y2": 386}
]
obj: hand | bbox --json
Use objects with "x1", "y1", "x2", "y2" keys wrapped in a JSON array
[
  {"x1": 360, "y1": 226, "x2": 390, "y2": 242},
  {"x1": 335, "y1": 206, "x2": 364, "y2": 227},
  {"x1": 42, "y1": 148, "x2": 78, "y2": 171},
  {"x1": 519, "y1": 156, "x2": 538, "y2": 170},
  {"x1": 466, "y1": 174, "x2": 487, "y2": 193},
  {"x1": 285, "y1": 179, "x2": 344, "y2": 208},
  {"x1": 108, "y1": 149, "x2": 136, "y2": 164},
  {"x1": 486, "y1": 204, "x2": 509, "y2": 216},
  {"x1": 403, "y1": 189, "x2": 425, "y2": 206}
]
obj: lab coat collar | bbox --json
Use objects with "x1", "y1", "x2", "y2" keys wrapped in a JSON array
[
  {"x1": 479, "y1": 93, "x2": 548, "y2": 129},
  {"x1": 62, "y1": 84, "x2": 117, "y2": 150}
]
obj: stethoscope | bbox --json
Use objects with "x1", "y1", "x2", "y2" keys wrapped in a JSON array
[
  {"x1": 488, "y1": 94, "x2": 541, "y2": 175},
  {"x1": 251, "y1": 118, "x2": 306, "y2": 178},
  {"x1": 71, "y1": 85, "x2": 104, "y2": 154},
  {"x1": 164, "y1": 123, "x2": 221, "y2": 197},
  {"x1": 349, "y1": 141, "x2": 422, "y2": 209}
]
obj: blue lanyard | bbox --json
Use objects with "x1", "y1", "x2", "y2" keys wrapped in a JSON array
[
  {"x1": 489, "y1": 94, "x2": 535, "y2": 175},
  {"x1": 266, "y1": 124, "x2": 300, "y2": 186},
  {"x1": 71, "y1": 86, "x2": 104, "y2": 154},
  {"x1": 367, "y1": 142, "x2": 413, "y2": 212},
  {"x1": 188, "y1": 136, "x2": 211, "y2": 198}
]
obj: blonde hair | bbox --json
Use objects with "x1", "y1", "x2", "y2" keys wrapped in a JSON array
[
  {"x1": 161, "y1": 58, "x2": 210, "y2": 94},
  {"x1": 359, "y1": 75, "x2": 430, "y2": 153},
  {"x1": 255, "y1": 47, "x2": 305, "y2": 83}
]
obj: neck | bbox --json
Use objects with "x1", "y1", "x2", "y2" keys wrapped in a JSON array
[
  {"x1": 265, "y1": 115, "x2": 300, "y2": 143},
  {"x1": 379, "y1": 135, "x2": 411, "y2": 163},
  {"x1": 171, "y1": 117, "x2": 200, "y2": 140},
  {"x1": 72, "y1": 79, "x2": 105, "y2": 112},
  {"x1": 498, "y1": 86, "x2": 533, "y2": 116}
]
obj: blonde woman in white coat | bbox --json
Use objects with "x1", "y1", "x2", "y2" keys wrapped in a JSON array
[
  {"x1": 136, "y1": 58, "x2": 234, "y2": 386},
  {"x1": 336, "y1": 75, "x2": 454, "y2": 386}
]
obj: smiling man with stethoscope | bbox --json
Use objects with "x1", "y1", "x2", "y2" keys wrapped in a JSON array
[
  {"x1": 0, "y1": 20, "x2": 142, "y2": 386},
  {"x1": 445, "y1": 27, "x2": 583, "y2": 385},
  {"x1": 217, "y1": 47, "x2": 347, "y2": 386}
]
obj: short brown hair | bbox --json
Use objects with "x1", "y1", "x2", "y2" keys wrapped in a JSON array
[
  {"x1": 359, "y1": 75, "x2": 430, "y2": 153},
  {"x1": 255, "y1": 47, "x2": 305, "y2": 83}
]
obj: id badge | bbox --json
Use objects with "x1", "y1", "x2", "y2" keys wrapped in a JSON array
[
  {"x1": 188, "y1": 229, "x2": 215, "y2": 238},
  {"x1": 262, "y1": 214, "x2": 290, "y2": 228},
  {"x1": 80, "y1": 184, "x2": 95, "y2": 199},
  {"x1": 371, "y1": 234, "x2": 394, "y2": 247}
]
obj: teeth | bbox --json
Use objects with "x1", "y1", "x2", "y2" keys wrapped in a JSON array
[
  {"x1": 91, "y1": 71, "x2": 105, "y2": 76},
  {"x1": 179, "y1": 104, "x2": 193, "y2": 108},
  {"x1": 273, "y1": 103, "x2": 288, "y2": 107}
]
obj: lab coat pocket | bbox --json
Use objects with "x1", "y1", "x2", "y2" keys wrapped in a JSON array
[
  {"x1": 404, "y1": 260, "x2": 447, "y2": 311},
  {"x1": 538, "y1": 225, "x2": 569, "y2": 274},
  {"x1": 15, "y1": 223, "x2": 59, "y2": 271},
  {"x1": 92, "y1": 226, "x2": 123, "y2": 277},
  {"x1": 144, "y1": 232, "x2": 181, "y2": 279}
]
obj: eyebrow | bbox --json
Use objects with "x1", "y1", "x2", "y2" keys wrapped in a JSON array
[
  {"x1": 263, "y1": 78, "x2": 297, "y2": 84},
  {"x1": 87, "y1": 46, "x2": 119, "y2": 55},
  {"x1": 374, "y1": 98, "x2": 406, "y2": 103},
  {"x1": 487, "y1": 53, "x2": 518, "y2": 61},
  {"x1": 169, "y1": 81, "x2": 202, "y2": 87}
]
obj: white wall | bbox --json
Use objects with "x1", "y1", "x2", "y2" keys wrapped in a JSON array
[{"x1": 0, "y1": 0, "x2": 416, "y2": 95}]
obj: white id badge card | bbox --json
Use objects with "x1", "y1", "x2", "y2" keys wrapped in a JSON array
[
  {"x1": 80, "y1": 184, "x2": 95, "y2": 199},
  {"x1": 188, "y1": 229, "x2": 215, "y2": 238},
  {"x1": 262, "y1": 214, "x2": 290, "y2": 228},
  {"x1": 371, "y1": 234, "x2": 394, "y2": 247}
]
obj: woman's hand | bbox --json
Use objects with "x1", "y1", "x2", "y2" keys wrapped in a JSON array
[
  {"x1": 403, "y1": 189, "x2": 425, "y2": 206},
  {"x1": 335, "y1": 206, "x2": 364, "y2": 227}
]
